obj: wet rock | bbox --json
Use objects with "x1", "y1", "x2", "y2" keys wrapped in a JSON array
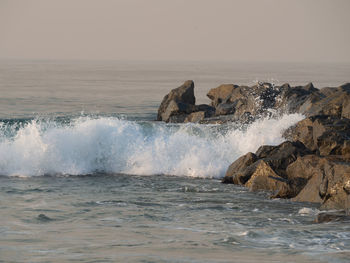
[
  {"x1": 184, "y1": 111, "x2": 206, "y2": 123},
  {"x1": 315, "y1": 211, "x2": 350, "y2": 223},
  {"x1": 255, "y1": 141, "x2": 311, "y2": 178},
  {"x1": 222, "y1": 152, "x2": 258, "y2": 184},
  {"x1": 222, "y1": 141, "x2": 311, "y2": 193},
  {"x1": 37, "y1": 214, "x2": 53, "y2": 222},
  {"x1": 206, "y1": 82, "x2": 324, "y2": 123}
]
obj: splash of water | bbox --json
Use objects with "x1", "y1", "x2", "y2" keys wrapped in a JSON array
[{"x1": 0, "y1": 114, "x2": 303, "y2": 177}]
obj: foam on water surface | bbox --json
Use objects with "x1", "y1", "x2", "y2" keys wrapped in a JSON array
[{"x1": 0, "y1": 114, "x2": 303, "y2": 177}]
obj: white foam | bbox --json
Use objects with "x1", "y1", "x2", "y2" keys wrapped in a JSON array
[{"x1": 0, "y1": 114, "x2": 303, "y2": 177}]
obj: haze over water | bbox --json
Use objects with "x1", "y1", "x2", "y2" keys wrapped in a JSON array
[{"x1": 0, "y1": 60, "x2": 349, "y2": 262}]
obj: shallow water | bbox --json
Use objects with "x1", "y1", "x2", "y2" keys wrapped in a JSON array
[
  {"x1": 1, "y1": 174, "x2": 349, "y2": 263},
  {"x1": 0, "y1": 60, "x2": 350, "y2": 262}
]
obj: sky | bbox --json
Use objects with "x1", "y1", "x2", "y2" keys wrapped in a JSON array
[{"x1": 1, "y1": 0, "x2": 349, "y2": 62}]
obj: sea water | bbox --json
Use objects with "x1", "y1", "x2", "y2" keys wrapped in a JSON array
[{"x1": 0, "y1": 60, "x2": 349, "y2": 262}]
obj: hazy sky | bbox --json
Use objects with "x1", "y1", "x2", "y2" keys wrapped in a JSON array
[{"x1": 1, "y1": 0, "x2": 349, "y2": 62}]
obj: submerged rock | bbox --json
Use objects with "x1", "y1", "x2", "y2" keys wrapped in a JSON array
[{"x1": 315, "y1": 211, "x2": 350, "y2": 223}]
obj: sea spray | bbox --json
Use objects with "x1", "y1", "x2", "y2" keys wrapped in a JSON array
[{"x1": 0, "y1": 114, "x2": 304, "y2": 177}]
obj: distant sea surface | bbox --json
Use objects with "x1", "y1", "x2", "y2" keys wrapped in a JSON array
[{"x1": 0, "y1": 60, "x2": 349, "y2": 262}]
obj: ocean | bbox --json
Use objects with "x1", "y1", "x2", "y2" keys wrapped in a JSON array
[{"x1": 0, "y1": 60, "x2": 349, "y2": 262}]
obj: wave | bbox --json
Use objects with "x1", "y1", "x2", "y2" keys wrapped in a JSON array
[{"x1": 0, "y1": 114, "x2": 303, "y2": 177}]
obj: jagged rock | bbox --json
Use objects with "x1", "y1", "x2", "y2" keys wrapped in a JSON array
[
  {"x1": 255, "y1": 141, "x2": 311, "y2": 177},
  {"x1": 284, "y1": 115, "x2": 350, "y2": 155},
  {"x1": 157, "y1": 81, "x2": 216, "y2": 123},
  {"x1": 288, "y1": 155, "x2": 326, "y2": 203},
  {"x1": 245, "y1": 160, "x2": 288, "y2": 193},
  {"x1": 157, "y1": 80, "x2": 196, "y2": 122},
  {"x1": 206, "y1": 82, "x2": 324, "y2": 122},
  {"x1": 222, "y1": 152, "x2": 258, "y2": 184},
  {"x1": 285, "y1": 155, "x2": 350, "y2": 210},
  {"x1": 222, "y1": 141, "x2": 311, "y2": 193},
  {"x1": 305, "y1": 83, "x2": 350, "y2": 118}
]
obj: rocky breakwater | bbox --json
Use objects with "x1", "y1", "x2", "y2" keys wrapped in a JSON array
[
  {"x1": 158, "y1": 80, "x2": 335, "y2": 124},
  {"x1": 157, "y1": 80, "x2": 350, "y2": 217}
]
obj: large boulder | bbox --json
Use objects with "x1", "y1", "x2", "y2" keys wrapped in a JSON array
[
  {"x1": 222, "y1": 152, "x2": 258, "y2": 184},
  {"x1": 157, "y1": 80, "x2": 196, "y2": 122},
  {"x1": 157, "y1": 81, "x2": 215, "y2": 123},
  {"x1": 245, "y1": 160, "x2": 288, "y2": 193}
]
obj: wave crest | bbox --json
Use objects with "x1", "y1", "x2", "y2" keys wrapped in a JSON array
[{"x1": 0, "y1": 114, "x2": 303, "y2": 177}]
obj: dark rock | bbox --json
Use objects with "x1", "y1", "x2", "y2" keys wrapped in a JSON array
[
  {"x1": 157, "y1": 80, "x2": 196, "y2": 122},
  {"x1": 222, "y1": 152, "x2": 258, "y2": 184},
  {"x1": 304, "y1": 83, "x2": 350, "y2": 118},
  {"x1": 287, "y1": 155, "x2": 326, "y2": 203},
  {"x1": 285, "y1": 155, "x2": 350, "y2": 210},
  {"x1": 206, "y1": 82, "x2": 324, "y2": 123},
  {"x1": 315, "y1": 211, "x2": 350, "y2": 223},
  {"x1": 283, "y1": 115, "x2": 350, "y2": 156},
  {"x1": 222, "y1": 141, "x2": 311, "y2": 194},
  {"x1": 256, "y1": 141, "x2": 311, "y2": 178}
]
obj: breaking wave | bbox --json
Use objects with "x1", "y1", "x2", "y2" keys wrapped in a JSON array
[{"x1": 0, "y1": 114, "x2": 303, "y2": 177}]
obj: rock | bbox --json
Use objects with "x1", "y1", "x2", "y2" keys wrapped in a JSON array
[
  {"x1": 222, "y1": 141, "x2": 311, "y2": 193},
  {"x1": 315, "y1": 211, "x2": 350, "y2": 223},
  {"x1": 283, "y1": 115, "x2": 350, "y2": 156},
  {"x1": 288, "y1": 155, "x2": 325, "y2": 203},
  {"x1": 184, "y1": 111, "x2": 206, "y2": 123},
  {"x1": 207, "y1": 84, "x2": 237, "y2": 107},
  {"x1": 245, "y1": 160, "x2": 288, "y2": 193},
  {"x1": 285, "y1": 155, "x2": 350, "y2": 210},
  {"x1": 276, "y1": 82, "x2": 323, "y2": 113},
  {"x1": 255, "y1": 141, "x2": 311, "y2": 178},
  {"x1": 157, "y1": 80, "x2": 196, "y2": 122},
  {"x1": 321, "y1": 160, "x2": 350, "y2": 210},
  {"x1": 304, "y1": 83, "x2": 350, "y2": 118},
  {"x1": 206, "y1": 82, "x2": 324, "y2": 123},
  {"x1": 222, "y1": 152, "x2": 258, "y2": 184}
]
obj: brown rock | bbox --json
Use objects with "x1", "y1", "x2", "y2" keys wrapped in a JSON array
[
  {"x1": 207, "y1": 84, "x2": 237, "y2": 107},
  {"x1": 245, "y1": 160, "x2": 287, "y2": 193},
  {"x1": 283, "y1": 115, "x2": 350, "y2": 156},
  {"x1": 157, "y1": 80, "x2": 195, "y2": 122},
  {"x1": 222, "y1": 152, "x2": 257, "y2": 184},
  {"x1": 256, "y1": 141, "x2": 311, "y2": 177},
  {"x1": 305, "y1": 83, "x2": 350, "y2": 118},
  {"x1": 315, "y1": 211, "x2": 350, "y2": 223}
]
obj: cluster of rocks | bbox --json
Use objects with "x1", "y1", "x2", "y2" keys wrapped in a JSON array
[
  {"x1": 157, "y1": 80, "x2": 350, "y2": 124},
  {"x1": 157, "y1": 80, "x2": 350, "y2": 217}
]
